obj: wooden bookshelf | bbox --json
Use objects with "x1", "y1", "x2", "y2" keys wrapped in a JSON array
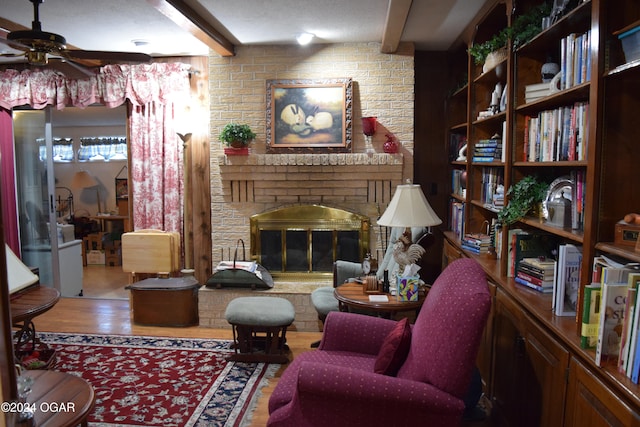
[{"x1": 442, "y1": 0, "x2": 640, "y2": 425}]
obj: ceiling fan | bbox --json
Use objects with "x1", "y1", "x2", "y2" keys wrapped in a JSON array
[{"x1": 0, "y1": 0, "x2": 152, "y2": 77}]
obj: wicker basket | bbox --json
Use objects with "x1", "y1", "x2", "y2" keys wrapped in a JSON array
[
  {"x1": 483, "y1": 48, "x2": 508, "y2": 74},
  {"x1": 16, "y1": 345, "x2": 56, "y2": 370}
]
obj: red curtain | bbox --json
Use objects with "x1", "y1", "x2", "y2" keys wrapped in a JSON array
[{"x1": 0, "y1": 108, "x2": 19, "y2": 254}]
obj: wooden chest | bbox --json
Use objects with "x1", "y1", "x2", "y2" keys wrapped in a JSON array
[{"x1": 127, "y1": 277, "x2": 200, "y2": 326}]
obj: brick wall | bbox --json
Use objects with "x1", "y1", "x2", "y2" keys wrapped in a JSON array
[{"x1": 209, "y1": 42, "x2": 415, "y2": 265}]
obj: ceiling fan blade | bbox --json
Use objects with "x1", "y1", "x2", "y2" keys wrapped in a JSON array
[
  {"x1": 63, "y1": 50, "x2": 152, "y2": 64},
  {"x1": 48, "y1": 58, "x2": 97, "y2": 79}
]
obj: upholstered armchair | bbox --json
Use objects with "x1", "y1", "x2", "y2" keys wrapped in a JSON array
[
  {"x1": 268, "y1": 258, "x2": 491, "y2": 427},
  {"x1": 310, "y1": 227, "x2": 428, "y2": 332}
]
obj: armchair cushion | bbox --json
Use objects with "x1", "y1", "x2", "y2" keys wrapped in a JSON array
[{"x1": 373, "y1": 317, "x2": 411, "y2": 376}]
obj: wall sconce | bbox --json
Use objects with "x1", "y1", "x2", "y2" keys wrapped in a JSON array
[{"x1": 361, "y1": 116, "x2": 377, "y2": 154}]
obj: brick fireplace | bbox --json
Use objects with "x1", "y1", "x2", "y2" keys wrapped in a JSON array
[
  {"x1": 213, "y1": 152, "x2": 405, "y2": 266},
  {"x1": 198, "y1": 152, "x2": 407, "y2": 331},
  {"x1": 202, "y1": 43, "x2": 415, "y2": 331}
]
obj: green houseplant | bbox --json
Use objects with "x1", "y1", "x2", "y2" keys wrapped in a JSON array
[
  {"x1": 498, "y1": 176, "x2": 549, "y2": 226},
  {"x1": 468, "y1": 2, "x2": 553, "y2": 66},
  {"x1": 219, "y1": 123, "x2": 256, "y2": 149}
]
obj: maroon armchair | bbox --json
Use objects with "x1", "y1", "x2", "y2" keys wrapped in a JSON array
[{"x1": 267, "y1": 258, "x2": 491, "y2": 427}]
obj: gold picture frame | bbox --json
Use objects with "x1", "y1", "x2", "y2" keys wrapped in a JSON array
[{"x1": 266, "y1": 78, "x2": 352, "y2": 153}]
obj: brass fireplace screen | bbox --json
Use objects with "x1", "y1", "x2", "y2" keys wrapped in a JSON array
[{"x1": 250, "y1": 205, "x2": 370, "y2": 279}]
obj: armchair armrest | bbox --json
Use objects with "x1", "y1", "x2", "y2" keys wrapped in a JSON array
[
  {"x1": 318, "y1": 311, "x2": 397, "y2": 355},
  {"x1": 296, "y1": 362, "x2": 464, "y2": 425}
]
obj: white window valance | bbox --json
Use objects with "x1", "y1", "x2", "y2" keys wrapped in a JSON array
[{"x1": 0, "y1": 63, "x2": 190, "y2": 110}]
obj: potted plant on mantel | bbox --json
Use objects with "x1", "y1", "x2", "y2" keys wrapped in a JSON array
[{"x1": 219, "y1": 123, "x2": 256, "y2": 155}]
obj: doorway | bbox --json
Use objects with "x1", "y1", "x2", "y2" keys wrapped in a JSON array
[{"x1": 13, "y1": 105, "x2": 130, "y2": 299}]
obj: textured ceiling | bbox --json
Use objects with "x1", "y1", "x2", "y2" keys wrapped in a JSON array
[{"x1": 0, "y1": 0, "x2": 490, "y2": 61}]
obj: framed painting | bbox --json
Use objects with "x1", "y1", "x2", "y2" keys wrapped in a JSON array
[{"x1": 266, "y1": 78, "x2": 352, "y2": 153}]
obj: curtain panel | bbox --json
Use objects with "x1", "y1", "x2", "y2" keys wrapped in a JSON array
[{"x1": 0, "y1": 63, "x2": 190, "y2": 240}]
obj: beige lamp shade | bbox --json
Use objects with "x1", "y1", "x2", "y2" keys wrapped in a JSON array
[
  {"x1": 71, "y1": 170, "x2": 98, "y2": 188},
  {"x1": 378, "y1": 183, "x2": 442, "y2": 228}
]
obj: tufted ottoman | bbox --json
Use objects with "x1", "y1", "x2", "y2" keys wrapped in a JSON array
[{"x1": 225, "y1": 296, "x2": 295, "y2": 363}]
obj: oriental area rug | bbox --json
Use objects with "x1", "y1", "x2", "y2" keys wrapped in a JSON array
[{"x1": 37, "y1": 332, "x2": 278, "y2": 427}]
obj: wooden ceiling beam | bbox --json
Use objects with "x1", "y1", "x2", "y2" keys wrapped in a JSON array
[
  {"x1": 381, "y1": 0, "x2": 413, "y2": 54},
  {"x1": 147, "y1": 0, "x2": 235, "y2": 57}
]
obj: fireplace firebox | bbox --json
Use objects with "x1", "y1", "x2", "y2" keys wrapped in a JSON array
[{"x1": 250, "y1": 205, "x2": 371, "y2": 279}]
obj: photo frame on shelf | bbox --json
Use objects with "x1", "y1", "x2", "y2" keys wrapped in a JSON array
[{"x1": 266, "y1": 78, "x2": 352, "y2": 153}]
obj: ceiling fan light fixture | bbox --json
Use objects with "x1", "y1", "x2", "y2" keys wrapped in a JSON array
[
  {"x1": 296, "y1": 32, "x2": 314, "y2": 45},
  {"x1": 26, "y1": 50, "x2": 48, "y2": 66}
]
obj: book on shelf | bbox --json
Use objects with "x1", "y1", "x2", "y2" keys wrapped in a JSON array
[
  {"x1": 515, "y1": 257, "x2": 556, "y2": 293},
  {"x1": 515, "y1": 276, "x2": 554, "y2": 293},
  {"x1": 507, "y1": 231, "x2": 558, "y2": 277},
  {"x1": 627, "y1": 273, "x2": 640, "y2": 382},
  {"x1": 580, "y1": 283, "x2": 601, "y2": 349},
  {"x1": 595, "y1": 267, "x2": 634, "y2": 367},
  {"x1": 522, "y1": 102, "x2": 588, "y2": 163},
  {"x1": 449, "y1": 200, "x2": 465, "y2": 240},
  {"x1": 619, "y1": 273, "x2": 640, "y2": 376},
  {"x1": 461, "y1": 232, "x2": 491, "y2": 254},
  {"x1": 516, "y1": 269, "x2": 554, "y2": 286},
  {"x1": 553, "y1": 244, "x2": 582, "y2": 317}
]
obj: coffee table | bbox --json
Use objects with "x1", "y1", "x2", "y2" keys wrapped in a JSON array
[{"x1": 333, "y1": 281, "x2": 426, "y2": 318}]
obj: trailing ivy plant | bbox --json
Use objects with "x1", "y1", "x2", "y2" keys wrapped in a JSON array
[
  {"x1": 498, "y1": 175, "x2": 549, "y2": 226},
  {"x1": 468, "y1": 1, "x2": 553, "y2": 65}
]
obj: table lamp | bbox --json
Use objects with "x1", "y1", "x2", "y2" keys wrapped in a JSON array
[{"x1": 377, "y1": 181, "x2": 442, "y2": 273}]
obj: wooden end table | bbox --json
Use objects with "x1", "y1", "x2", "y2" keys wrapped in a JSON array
[
  {"x1": 23, "y1": 369, "x2": 95, "y2": 427},
  {"x1": 334, "y1": 281, "x2": 426, "y2": 318},
  {"x1": 10, "y1": 285, "x2": 60, "y2": 366}
]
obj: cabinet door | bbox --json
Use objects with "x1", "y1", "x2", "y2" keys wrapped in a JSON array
[
  {"x1": 477, "y1": 280, "x2": 496, "y2": 393},
  {"x1": 565, "y1": 357, "x2": 640, "y2": 427},
  {"x1": 442, "y1": 237, "x2": 463, "y2": 268},
  {"x1": 492, "y1": 289, "x2": 569, "y2": 427}
]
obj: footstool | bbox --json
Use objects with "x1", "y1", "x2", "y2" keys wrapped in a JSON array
[{"x1": 225, "y1": 296, "x2": 295, "y2": 363}]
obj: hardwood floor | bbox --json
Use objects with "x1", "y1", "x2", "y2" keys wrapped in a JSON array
[{"x1": 81, "y1": 265, "x2": 130, "y2": 299}]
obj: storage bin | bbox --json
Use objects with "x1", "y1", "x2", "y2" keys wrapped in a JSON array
[
  {"x1": 127, "y1": 277, "x2": 200, "y2": 326},
  {"x1": 617, "y1": 20, "x2": 640, "y2": 63}
]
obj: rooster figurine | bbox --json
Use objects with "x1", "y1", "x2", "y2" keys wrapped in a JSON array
[{"x1": 392, "y1": 230, "x2": 425, "y2": 274}]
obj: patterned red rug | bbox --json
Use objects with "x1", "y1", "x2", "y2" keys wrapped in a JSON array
[{"x1": 37, "y1": 332, "x2": 277, "y2": 427}]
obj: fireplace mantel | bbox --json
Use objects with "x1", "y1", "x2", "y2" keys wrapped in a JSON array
[{"x1": 219, "y1": 152, "x2": 403, "y2": 169}]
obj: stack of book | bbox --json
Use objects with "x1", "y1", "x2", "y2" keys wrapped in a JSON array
[
  {"x1": 472, "y1": 138, "x2": 502, "y2": 162},
  {"x1": 525, "y1": 82, "x2": 552, "y2": 103},
  {"x1": 461, "y1": 233, "x2": 492, "y2": 254},
  {"x1": 514, "y1": 257, "x2": 556, "y2": 293}
]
